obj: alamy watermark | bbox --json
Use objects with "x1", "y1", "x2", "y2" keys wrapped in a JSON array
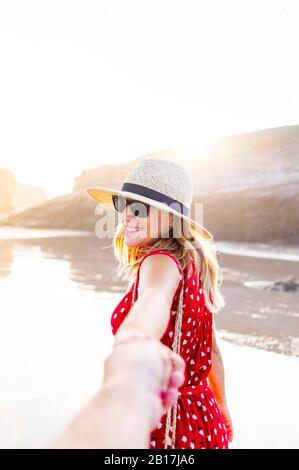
[{"x1": 93, "y1": 200, "x2": 207, "y2": 240}]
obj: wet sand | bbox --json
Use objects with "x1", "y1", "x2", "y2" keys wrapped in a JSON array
[{"x1": 215, "y1": 249, "x2": 299, "y2": 357}]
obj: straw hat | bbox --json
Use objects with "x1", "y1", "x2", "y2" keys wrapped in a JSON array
[{"x1": 85, "y1": 157, "x2": 213, "y2": 240}]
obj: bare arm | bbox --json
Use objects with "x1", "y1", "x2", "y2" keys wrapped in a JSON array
[
  {"x1": 208, "y1": 325, "x2": 234, "y2": 442},
  {"x1": 207, "y1": 326, "x2": 227, "y2": 405},
  {"x1": 49, "y1": 335, "x2": 185, "y2": 449},
  {"x1": 114, "y1": 254, "x2": 181, "y2": 342}
]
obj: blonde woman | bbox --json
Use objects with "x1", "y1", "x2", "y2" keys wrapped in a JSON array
[{"x1": 86, "y1": 157, "x2": 233, "y2": 449}]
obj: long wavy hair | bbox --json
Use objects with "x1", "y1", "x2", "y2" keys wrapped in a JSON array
[{"x1": 107, "y1": 211, "x2": 225, "y2": 316}]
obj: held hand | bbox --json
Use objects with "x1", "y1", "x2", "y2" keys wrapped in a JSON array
[
  {"x1": 106, "y1": 334, "x2": 186, "y2": 429},
  {"x1": 217, "y1": 401, "x2": 234, "y2": 443}
]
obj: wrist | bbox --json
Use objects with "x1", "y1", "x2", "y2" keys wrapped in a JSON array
[{"x1": 216, "y1": 397, "x2": 227, "y2": 407}]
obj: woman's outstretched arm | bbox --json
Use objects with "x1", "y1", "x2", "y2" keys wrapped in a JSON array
[{"x1": 114, "y1": 254, "x2": 181, "y2": 343}]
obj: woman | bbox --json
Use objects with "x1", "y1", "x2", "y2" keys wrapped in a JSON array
[{"x1": 86, "y1": 157, "x2": 233, "y2": 449}]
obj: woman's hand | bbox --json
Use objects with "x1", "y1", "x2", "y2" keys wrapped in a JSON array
[{"x1": 217, "y1": 401, "x2": 234, "y2": 443}]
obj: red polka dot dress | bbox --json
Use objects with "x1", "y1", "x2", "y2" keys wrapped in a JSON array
[{"x1": 110, "y1": 249, "x2": 229, "y2": 449}]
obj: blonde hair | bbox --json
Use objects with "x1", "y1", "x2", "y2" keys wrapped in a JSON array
[{"x1": 106, "y1": 212, "x2": 226, "y2": 316}]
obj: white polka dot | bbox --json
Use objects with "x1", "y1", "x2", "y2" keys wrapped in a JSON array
[
  {"x1": 186, "y1": 331, "x2": 191, "y2": 337},
  {"x1": 157, "y1": 422, "x2": 163, "y2": 429},
  {"x1": 202, "y1": 405, "x2": 207, "y2": 411},
  {"x1": 187, "y1": 399, "x2": 192, "y2": 405},
  {"x1": 190, "y1": 359, "x2": 195, "y2": 365},
  {"x1": 169, "y1": 331, "x2": 173, "y2": 337},
  {"x1": 151, "y1": 440, "x2": 156, "y2": 447},
  {"x1": 214, "y1": 428, "x2": 217, "y2": 435},
  {"x1": 199, "y1": 429, "x2": 204, "y2": 436},
  {"x1": 189, "y1": 424, "x2": 193, "y2": 431},
  {"x1": 190, "y1": 293, "x2": 194, "y2": 299},
  {"x1": 204, "y1": 416, "x2": 208, "y2": 422},
  {"x1": 187, "y1": 317, "x2": 191, "y2": 323},
  {"x1": 125, "y1": 297, "x2": 128, "y2": 302},
  {"x1": 207, "y1": 435, "x2": 211, "y2": 442},
  {"x1": 113, "y1": 314, "x2": 117, "y2": 319},
  {"x1": 197, "y1": 401, "x2": 202, "y2": 407},
  {"x1": 192, "y1": 414, "x2": 197, "y2": 420},
  {"x1": 190, "y1": 442, "x2": 195, "y2": 449},
  {"x1": 182, "y1": 436, "x2": 187, "y2": 443}
]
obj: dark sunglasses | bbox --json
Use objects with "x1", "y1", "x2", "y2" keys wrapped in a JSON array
[{"x1": 112, "y1": 195, "x2": 151, "y2": 218}]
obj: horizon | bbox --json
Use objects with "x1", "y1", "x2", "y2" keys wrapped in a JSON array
[{"x1": 1, "y1": 0, "x2": 299, "y2": 199}]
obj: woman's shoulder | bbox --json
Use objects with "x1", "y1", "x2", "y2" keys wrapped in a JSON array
[
  {"x1": 137, "y1": 249, "x2": 183, "y2": 278},
  {"x1": 132, "y1": 249, "x2": 184, "y2": 302}
]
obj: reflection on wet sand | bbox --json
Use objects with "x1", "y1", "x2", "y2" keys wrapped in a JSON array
[
  {"x1": 0, "y1": 240, "x2": 14, "y2": 278},
  {"x1": 0, "y1": 234, "x2": 126, "y2": 294}
]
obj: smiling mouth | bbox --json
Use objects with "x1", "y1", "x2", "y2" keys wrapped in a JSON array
[{"x1": 125, "y1": 226, "x2": 140, "y2": 232}]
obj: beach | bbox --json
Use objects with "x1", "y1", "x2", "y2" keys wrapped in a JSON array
[{"x1": 0, "y1": 228, "x2": 298, "y2": 448}]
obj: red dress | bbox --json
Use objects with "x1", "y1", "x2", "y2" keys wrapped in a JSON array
[{"x1": 110, "y1": 249, "x2": 229, "y2": 449}]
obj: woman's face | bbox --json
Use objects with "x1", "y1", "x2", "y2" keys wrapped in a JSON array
[{"x1": 120, "y1": 200, "x2": 173, "y2": 248}]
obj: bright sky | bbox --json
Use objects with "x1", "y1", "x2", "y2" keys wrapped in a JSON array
[{"x1": 0, "y1": 0, "x2": 299, "y2": 198}]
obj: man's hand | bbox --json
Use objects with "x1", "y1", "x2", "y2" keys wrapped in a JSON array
[{"x1": 105, "y1": 337, "x2": 186, "y2": 430}]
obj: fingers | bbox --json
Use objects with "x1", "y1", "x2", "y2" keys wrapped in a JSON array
[{"x1": 157, "y1": 346, "x2": 186, "y2": 412}]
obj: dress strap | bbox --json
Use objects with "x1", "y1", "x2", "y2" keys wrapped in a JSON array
[{"x1": 133, "y1": 249, "x2": 184, "y2": 302}]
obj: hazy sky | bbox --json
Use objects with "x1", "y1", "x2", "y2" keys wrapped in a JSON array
[{"x1": 0, "y1": 0, "x2": 299, "y2": 198}]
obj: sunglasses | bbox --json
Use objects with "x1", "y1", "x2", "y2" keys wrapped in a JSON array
[{"x1": 112, "y1": 195, "x2": 151, "y2": 218}]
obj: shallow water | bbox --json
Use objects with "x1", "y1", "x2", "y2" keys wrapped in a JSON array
[{"x1": 0, "y1": 228, "x2": 298, "y2": 448}]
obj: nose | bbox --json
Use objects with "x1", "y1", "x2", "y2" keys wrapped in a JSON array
[{"x1": 122, "y1": 204, "x2": 136, "y2": 223}]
